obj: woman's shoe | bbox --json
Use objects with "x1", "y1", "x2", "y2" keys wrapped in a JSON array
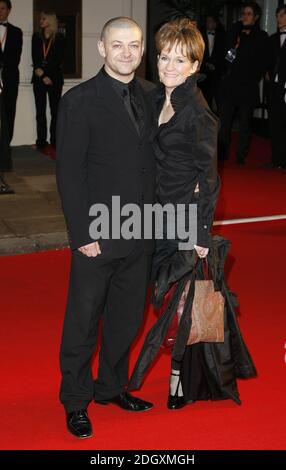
[
  {"x1": 167, "y1": 371, "x2": 186, "y2": 410},
  {"x1": 167, "y1": 394, "x2": 186, "y2": 410}
]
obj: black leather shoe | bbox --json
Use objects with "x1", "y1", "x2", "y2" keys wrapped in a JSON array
[
  {"x1": 66, "y1": 409, "x2": 93, "y2": 439},
  {"x1": 167, "y1": 394, "x2": 187, "y2": 410},
  {"x1": 96, "y1": 391, "x2": 153, "y2": 412}
]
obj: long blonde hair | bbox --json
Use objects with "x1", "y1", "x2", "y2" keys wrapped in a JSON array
[{"x1": 40, "y1": 11, "x2": 58, "y2": 39}]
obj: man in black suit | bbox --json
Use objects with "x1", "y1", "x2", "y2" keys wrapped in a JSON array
[
  {"x1": 0, "y1": 0, "x2": 22, "y2": 143},
  {"x1": 266, "y1": 5, "x2": 286, "y2": 170},
  {"x1": 218, "y1": 2, "x2": 268, "y2": 165},
  {"x1": 200, "y1": 13, "x2": 226, "y2": 111},
  {"x1": 56, "y1": 17, "x2": 156, "y2": 439},
  {"x1": 0, "y1": 0, "x2": 22, "y2": 194}
]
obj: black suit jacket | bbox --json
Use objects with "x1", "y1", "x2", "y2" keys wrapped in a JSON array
[
  {"x1": 222, "y1": 22, "x2": 268, "y2": 105},
  {"x1": 56, "y1": 69, "x2": 156, "y2": 255},
  {"x1": 267, "y1": 32, "x2": 286, "y2": 89},
  {"x1": 0, "y1": 22, "x2": 23, "y2": 87},
  {"x1": 201, "y1": 28, "x2": 226, "y2": 79}
]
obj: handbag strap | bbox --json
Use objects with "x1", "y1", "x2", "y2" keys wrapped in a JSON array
[{"x1": 194, "y1": 252, "x2": 212, "y2": 281}]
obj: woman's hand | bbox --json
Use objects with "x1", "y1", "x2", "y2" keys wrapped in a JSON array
[
  {"x1": 194, "y1": 245, "x2": 209, "y2": 258},
  {"x1": 35, "y1": 68, "x2": 44, "y2": 77},
  {"x1": 43, "y1": 76, "x2": 53, "y2": 86}
]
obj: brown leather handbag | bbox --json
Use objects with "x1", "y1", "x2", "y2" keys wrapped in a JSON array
[{"x1": 178, "y1": 259, "x2": 225, "y2": 345}]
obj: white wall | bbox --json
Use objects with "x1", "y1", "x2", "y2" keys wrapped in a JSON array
[
  {"x1": 260, "y1": 0, "x2": 279, "y2": 35},
  {"x1": 9, "y1": 0, "x2": 147, "y2": 146}
]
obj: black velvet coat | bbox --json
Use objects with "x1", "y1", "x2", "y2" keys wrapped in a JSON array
[{"x1": 128, "y1": 236, "x2": 257, "y2": 404}]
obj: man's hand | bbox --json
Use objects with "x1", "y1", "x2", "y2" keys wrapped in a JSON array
[
  {"x1": 35, "y1": 68, "x2": 44, "y2": 77},
  {"x1": 194, "y1": 245, "x2": 209, "y2": 258},
  {"x1": 78, "y1": 242, "x2": 101, "y2": 257},
  {"x1": 43, "y1": 76, "x2": 53, "y2": 86}
]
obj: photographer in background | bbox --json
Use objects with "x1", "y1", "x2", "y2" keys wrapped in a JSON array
[{"x1": 218, "y1": 2, "x2": 268, "y2": 165}]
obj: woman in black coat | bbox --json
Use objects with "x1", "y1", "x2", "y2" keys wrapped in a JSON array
[
  {"x1": 129, "y1": 18, "x2": 256, "y2": 409},
  {"x1": 32, "y1": 11, "x2": 64, "y2": 149}
]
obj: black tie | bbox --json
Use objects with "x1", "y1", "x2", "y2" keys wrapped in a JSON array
[
  {"x1": 0, "y1": 23, "x2": 7, "y2": 27},
  {"x1": 207, "y1": 31, "x2": 215, "y2": 35},
  {"x1": 280, "y1": 32, "x2": 286, "y2": 35},
  {"x1": 122, "y1": 86, "x2": 143, "y2": 136}
]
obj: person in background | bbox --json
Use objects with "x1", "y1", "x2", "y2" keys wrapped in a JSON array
[
  {"x1": 265, "y1": 5, "x2": 286, "y2": 170},
  {"x1": 0, "y1": 0, "x2": 22, "y2": 195},
  {"x1": 32, "y1": 10, "x2": 64, "y2": 150},
  {"x1": 0, "y1": 0, "x2": 22, "y2": 143},
  {"x1": 200, "y1": 13, "x2": 226, "y2": 111},
  {"x1": 218, "y1": 2, "x2": 268, "y2": 165}
]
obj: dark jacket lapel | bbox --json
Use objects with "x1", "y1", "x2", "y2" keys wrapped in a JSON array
[{"x1": 3, "y1": 23, "x2": 12, "y2": 57}]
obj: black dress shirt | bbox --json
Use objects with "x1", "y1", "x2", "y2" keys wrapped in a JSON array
[
  {"x1": 151, "y1": 74, "x2": 220, "y2": 248},
  {"x1": 102, "y1": 67, "x2": 144, "y2": 135}
]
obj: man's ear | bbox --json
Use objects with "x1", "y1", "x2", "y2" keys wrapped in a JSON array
[
  {"x1": 97, "y1": 40, "x2": 106, "y2": 58},
  {"x1": 141, "y1": 40, "x2": 145, "y2": 58}
]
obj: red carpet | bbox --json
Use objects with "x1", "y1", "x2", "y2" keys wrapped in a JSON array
[
  {"x1": 0, "y1": 135, "x2": 285, "y2": 450},
  {"x1": 0, "y1": 219, "x2": 285, "y2": 450},
  {"x1": 215, "y1": 134, "x2": 286, "y2": 220}
]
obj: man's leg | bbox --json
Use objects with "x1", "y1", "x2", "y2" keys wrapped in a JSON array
[
  {"x1": 33, "y1": 81, "x2": 48, "y2": 148},
  {"x1": 48, "y1": 82, "x2": 63, "y2": 147},
  {"x1": 218, "y1": 98, "x2": 236, "y2": 161},
  {"x1": 269, "y1": 86, "x2": 286, "y2": 167},
  {"x1": 236, "y1": 104, "x2": 254, "y2": 164},
  {"x1": 281, "y1": 99, "x2": 286, "y2": 168},
  {"x1": 60, "y1": 250, "x2": 118, "y2": 413},
  {"x1": 94, "y1": 241, "x2": 152, "y2": 401},
  {"x1": 3, "y1": 81, "x2": 19, "y2": 143}
]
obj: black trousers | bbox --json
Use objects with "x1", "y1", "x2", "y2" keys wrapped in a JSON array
[
  {"x1": 0, "y1": 92, "x2": 12, "y2": 171},
  {"x1": 218, "y1": 98, "x2": 254, "y2": 163},
  {"x1": 268, "y1": 84, "x2": 286, "y2": 167},
  {"x1": 33, "y1": 80, "x2": 62, "y2": 147},
  {"x1": 60, "y1": 240, "x2": 152, "y2": 413},
  {"x1": 2, "y1": 80, "x2": 19, "y2": 143}
]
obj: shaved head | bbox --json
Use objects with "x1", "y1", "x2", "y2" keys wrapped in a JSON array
[{"x1": 100, "y1": 16, "x2": 143, "y2": 41}]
